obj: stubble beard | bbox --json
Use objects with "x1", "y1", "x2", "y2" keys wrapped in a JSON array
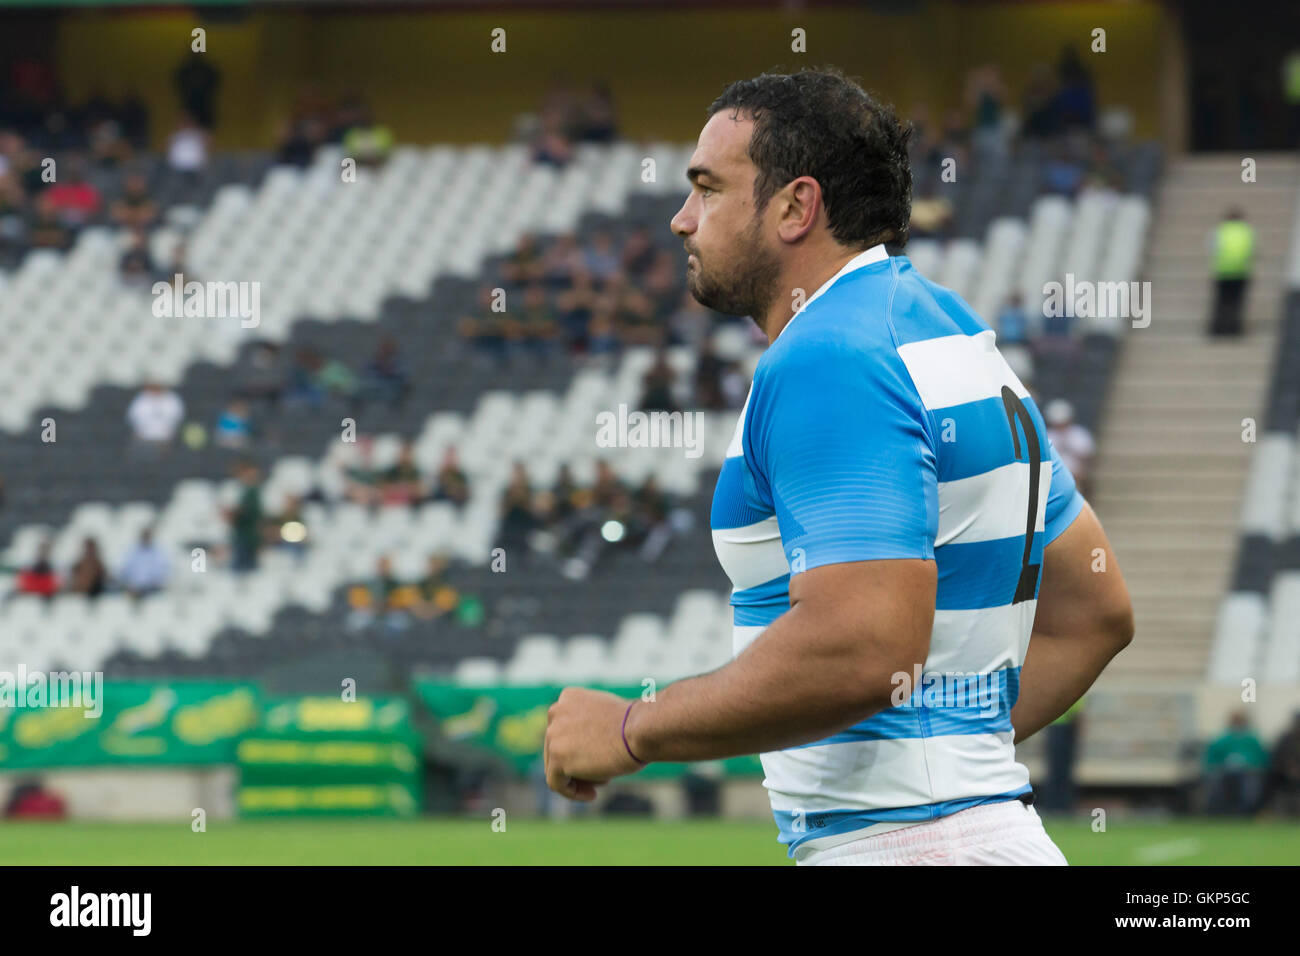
[{"x1": 686, "y1": 213, "x2": 782, "y2": 332}]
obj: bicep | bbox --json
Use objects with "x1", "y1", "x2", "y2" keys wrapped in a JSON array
[
  {"x1": 789, "y1": 558, "x2": 937, "y2": 667},
  {"x1": 1032, "y1": 501, "x2": 1132, "y2": 638}
]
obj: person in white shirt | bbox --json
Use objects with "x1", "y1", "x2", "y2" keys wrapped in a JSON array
[
  {"x1": 126, "y1": 382, "x2": 185, "y2": 450},
  {"x1": 1045, "y1": 399, "x2": 1096, "y2": 498},
  {"x1": 118, "y1": 528, "x2": 171, "y2": 597}
]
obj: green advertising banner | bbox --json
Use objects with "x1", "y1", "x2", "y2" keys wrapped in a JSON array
[
  {"x1": 0, "y1": 681, "x2": 261, "y2": 769},
  {"x1": 414, "y1": 681, "x2": 763, "y2": 779},
  {"x1": 236, "y1": 695, "x2": 423, "y2": 817}
]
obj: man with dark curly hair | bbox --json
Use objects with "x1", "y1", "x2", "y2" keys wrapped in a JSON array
[{"x1": 545, "y1": 67, "x2": 1134, "y2": 866}]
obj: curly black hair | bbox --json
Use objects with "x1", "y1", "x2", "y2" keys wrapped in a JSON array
[{"x1": 707, "y1": 66, "x2": 913, "y2": 249}]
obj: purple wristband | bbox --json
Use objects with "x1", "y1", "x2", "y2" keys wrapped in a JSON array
[{"x1": 622, "y1": 701, "x2": 646, "y2": 765}]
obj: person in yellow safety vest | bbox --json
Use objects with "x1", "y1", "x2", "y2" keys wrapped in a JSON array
[
  {"x1": 1037, "y1": 695, "x2": 1085, "y2": 814},
  {"x1": 1208, "y1": 208, "x2": 1255, "y2": 337}
]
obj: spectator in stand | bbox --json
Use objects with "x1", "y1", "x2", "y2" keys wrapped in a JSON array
[
  {"x1": 1020, "y1": 63, "x2": 1061, "y2": 141},
  {"x1": 287, "y1": 347, "x2": 358, "y2": 411},
  {"x1": 514, "y1": 283, "x2": 562, "y2": 362},
  {"x1": 346, "y1": 555, "x2": 409, "y2": 632},
  {"x1": 458, "y1": 285, "x2": 509, "y2": 367},
  {"x1": 587, "y1": 303, "x2": 622, "y2": 359},
  {"x1": 967, "y1": 64, "x2": 1010, "y2": 168},
  {"x1": 68, "y1": 537, "x2": 108, "y2": 599},
  {"x1": 285, "y1": 347, "x2": 325, "y2": 409},
  {"x1": 499, "y1": 462, "x2": 539, "y2": 558},
  {"x1": 118, "y1": 528, "x2": 170, "y2": 597},
  {"x1": 173, "y1": 53, "x2": 220, "y2": 129},
  {"x1": 502, "y1": 232, "x2": 546, "y2": 287},
  {"x1": 1202, "y1": 711, "x2": 1271, "y2": 815},
  {"x1": 0, "y1": 166, "x2": 28, "y2": 263},
  {"x1": 1055, "y1": 45, "x2": 1097, "y2": 133},
  {"x1": 341, "y1": 105, "x2": 393, "y2": 168},
  {"x1": 1259, "y1": 711, "x2": 1300, "y2": 817},
  {"x1": 1081, "y1": 142, "x2": 1123, "y2": 193},
  {"x1": 214, "y1": 398, "x2": 254, "y2": 449},
  {"x1": 693, "y1": 338, "x2": 727, "y2": 410},
  {"x1": 620, "y1": 226, "x2": 657, "y2": 282},
  {"x1": 1043, "y1": 142, "x2": 1085, "y2": 198},
  {"x1": 276, "y1": 113, "x2": 328, "y2": 168},
  {"x1": 109, "y1": 172, "x2": 157, "y2": 231},
  {"x1": 612, "y1": 274, "x2": 662, "y2": 347},
  {"x1": 225, "y1": 461, "x2": 264, "y2": 573},
  {"x1": 641, "y1": 249, "x2": 681, "y2": 319},
  {"x1": 531, "y1": 107, "x2": 575, "y2": 168},
  {"x1": 639, "y1": 349, "x2": 679, "y2": 413},
  {"x1": 556, "y1": 269, "x2": 595, "y2": 352},
  {"x1": 665, "y1": 287, "x2": 715, "y2": 349},
  {"x1": 540, "y1": 232, "x2": 584, "y2": 290},
  {"x1": 240, "y1": 342, "x2": 284, "y2": 411},
  {"x1": 126, "y1": 382, "x2": 185, "y2": 453},
  {"x1": 16, "y1": 540, "x2": 59, "y2": 599},
  {"x1": 42, "y1": 156, "x2": 101, "y2": 230},
  {"x1": 1044, "y1": 400, "x2": 1095, "y2": 498},
  {"x1": 583, "y1": 229, "x2": 622, "y2": 284},
  {"x1": 432, "y1": 446, "x2": 470, "y2": 505},
  {"x1": 576, "y1": 81, "x2": 618, "y2": 143},
  {"x1": 633, "y1": 474, "x2": 687, "y2": 563},
  {"x1": 166, "y1": 111, "x2": 210, "y2": 181},
  {"x1": 378, "y1": 441, "x2": 426, "y2": 507},
  {"x1": 118, "y1": 227, "x2": 156, "y2": 285},
  {"x1": 361, "y1": 337, "x2": 410, "y2": 408},
  {"x1": 549, "y1": 463, "x2": 580, "y2": 524},
  {"x1": 412, "y1": 554, "x2": 458, "y2": 621}
]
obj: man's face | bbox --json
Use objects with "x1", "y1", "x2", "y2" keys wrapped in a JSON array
[{"x1": 670, "y1": 111, "x2": 782, "y2": 324}]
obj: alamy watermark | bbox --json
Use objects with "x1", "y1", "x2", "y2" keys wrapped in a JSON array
[
  {"x1": 595, "y1": 404, "x2": 703, "y2": 459},
  {"x1": 890, "y1": 665, "x2": 1002, "y2": 719},
  {"x1": 1043, "y1": 273, "x2": 1151, "y2": 328},
  {"x1": 0, "y1": 666, "x2": 103, "y2": 718},
  {"x1": 152, "y1": 274, "x2": 260, "y2": 328}
]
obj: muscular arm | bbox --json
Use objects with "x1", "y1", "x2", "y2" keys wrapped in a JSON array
[
  {"x1": 625, "y1": 558, "x2": 936, "y2": 763},
  {"x1": 1010, "y1": 501, "x2": 1134, "y2": 743}
]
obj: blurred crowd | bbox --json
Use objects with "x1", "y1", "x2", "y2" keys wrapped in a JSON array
[
  {"x1": 5, "y1": 529, "x2": 171, "y2": 601},
  {"x1": 459, "y1": 226, "x2": 757, "y2": 406},
  {"x1": 496, "y1": 460, "x2": 692, "y2": 581}
]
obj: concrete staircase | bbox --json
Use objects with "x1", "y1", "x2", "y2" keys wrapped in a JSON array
[{"x1": 1092, "y1": 154, "x2": 1299, "y2": 687}]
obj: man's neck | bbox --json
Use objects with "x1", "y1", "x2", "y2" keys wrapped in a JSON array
[{"x1": 759, "y1": 244, "x2": 872, "y2": 344}]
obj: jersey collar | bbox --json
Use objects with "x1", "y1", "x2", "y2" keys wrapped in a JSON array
[{"x1": 777, "y1": 243, "x2": 890, "y2": 340}]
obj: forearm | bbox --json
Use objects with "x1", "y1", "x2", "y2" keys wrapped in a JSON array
[
  {"x1": 1010, "y1": 627, "x2": 1125, "y2": 744},
  {"x1": 624, "y1": 603, "x2": 891, "y2": 763}
]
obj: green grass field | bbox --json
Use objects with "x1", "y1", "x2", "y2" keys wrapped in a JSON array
[{"x1": 0, "y1": 817, "x2": 1296, "y2": 864}]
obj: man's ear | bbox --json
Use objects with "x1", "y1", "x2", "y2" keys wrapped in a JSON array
[{"x1": 777, "y1": 177, "x2": 821, "y2": 244}]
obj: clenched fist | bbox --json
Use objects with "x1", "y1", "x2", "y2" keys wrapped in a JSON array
[{"x1": 544, "y1": 687, "x2": 647, "y2": 801}]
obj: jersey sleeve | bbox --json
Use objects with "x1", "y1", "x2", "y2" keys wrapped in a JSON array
[
  {"x1": 742, "y1": 338, "x2": 938, "y2": 574},
  {"x1": 1043, "y1": 432, "x2": 1086, "y2": 544}
]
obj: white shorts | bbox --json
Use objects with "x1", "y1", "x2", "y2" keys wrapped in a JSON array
[{"x1": 795, "y1": 799, "x2": 1068, "y2": 866}]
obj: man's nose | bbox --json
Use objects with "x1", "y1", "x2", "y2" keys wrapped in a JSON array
[{"x1": 670, "y1": 200, "x2": 695, "y2": 238}]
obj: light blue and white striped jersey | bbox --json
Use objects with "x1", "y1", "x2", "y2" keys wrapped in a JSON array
[{"x1": 710, "y1": 244, "x2": 1084, "y2": 858}]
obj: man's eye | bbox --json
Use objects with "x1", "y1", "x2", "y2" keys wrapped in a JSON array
[{"x1": 698, "y1": 185, "x2": 714, "y2": 197}]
